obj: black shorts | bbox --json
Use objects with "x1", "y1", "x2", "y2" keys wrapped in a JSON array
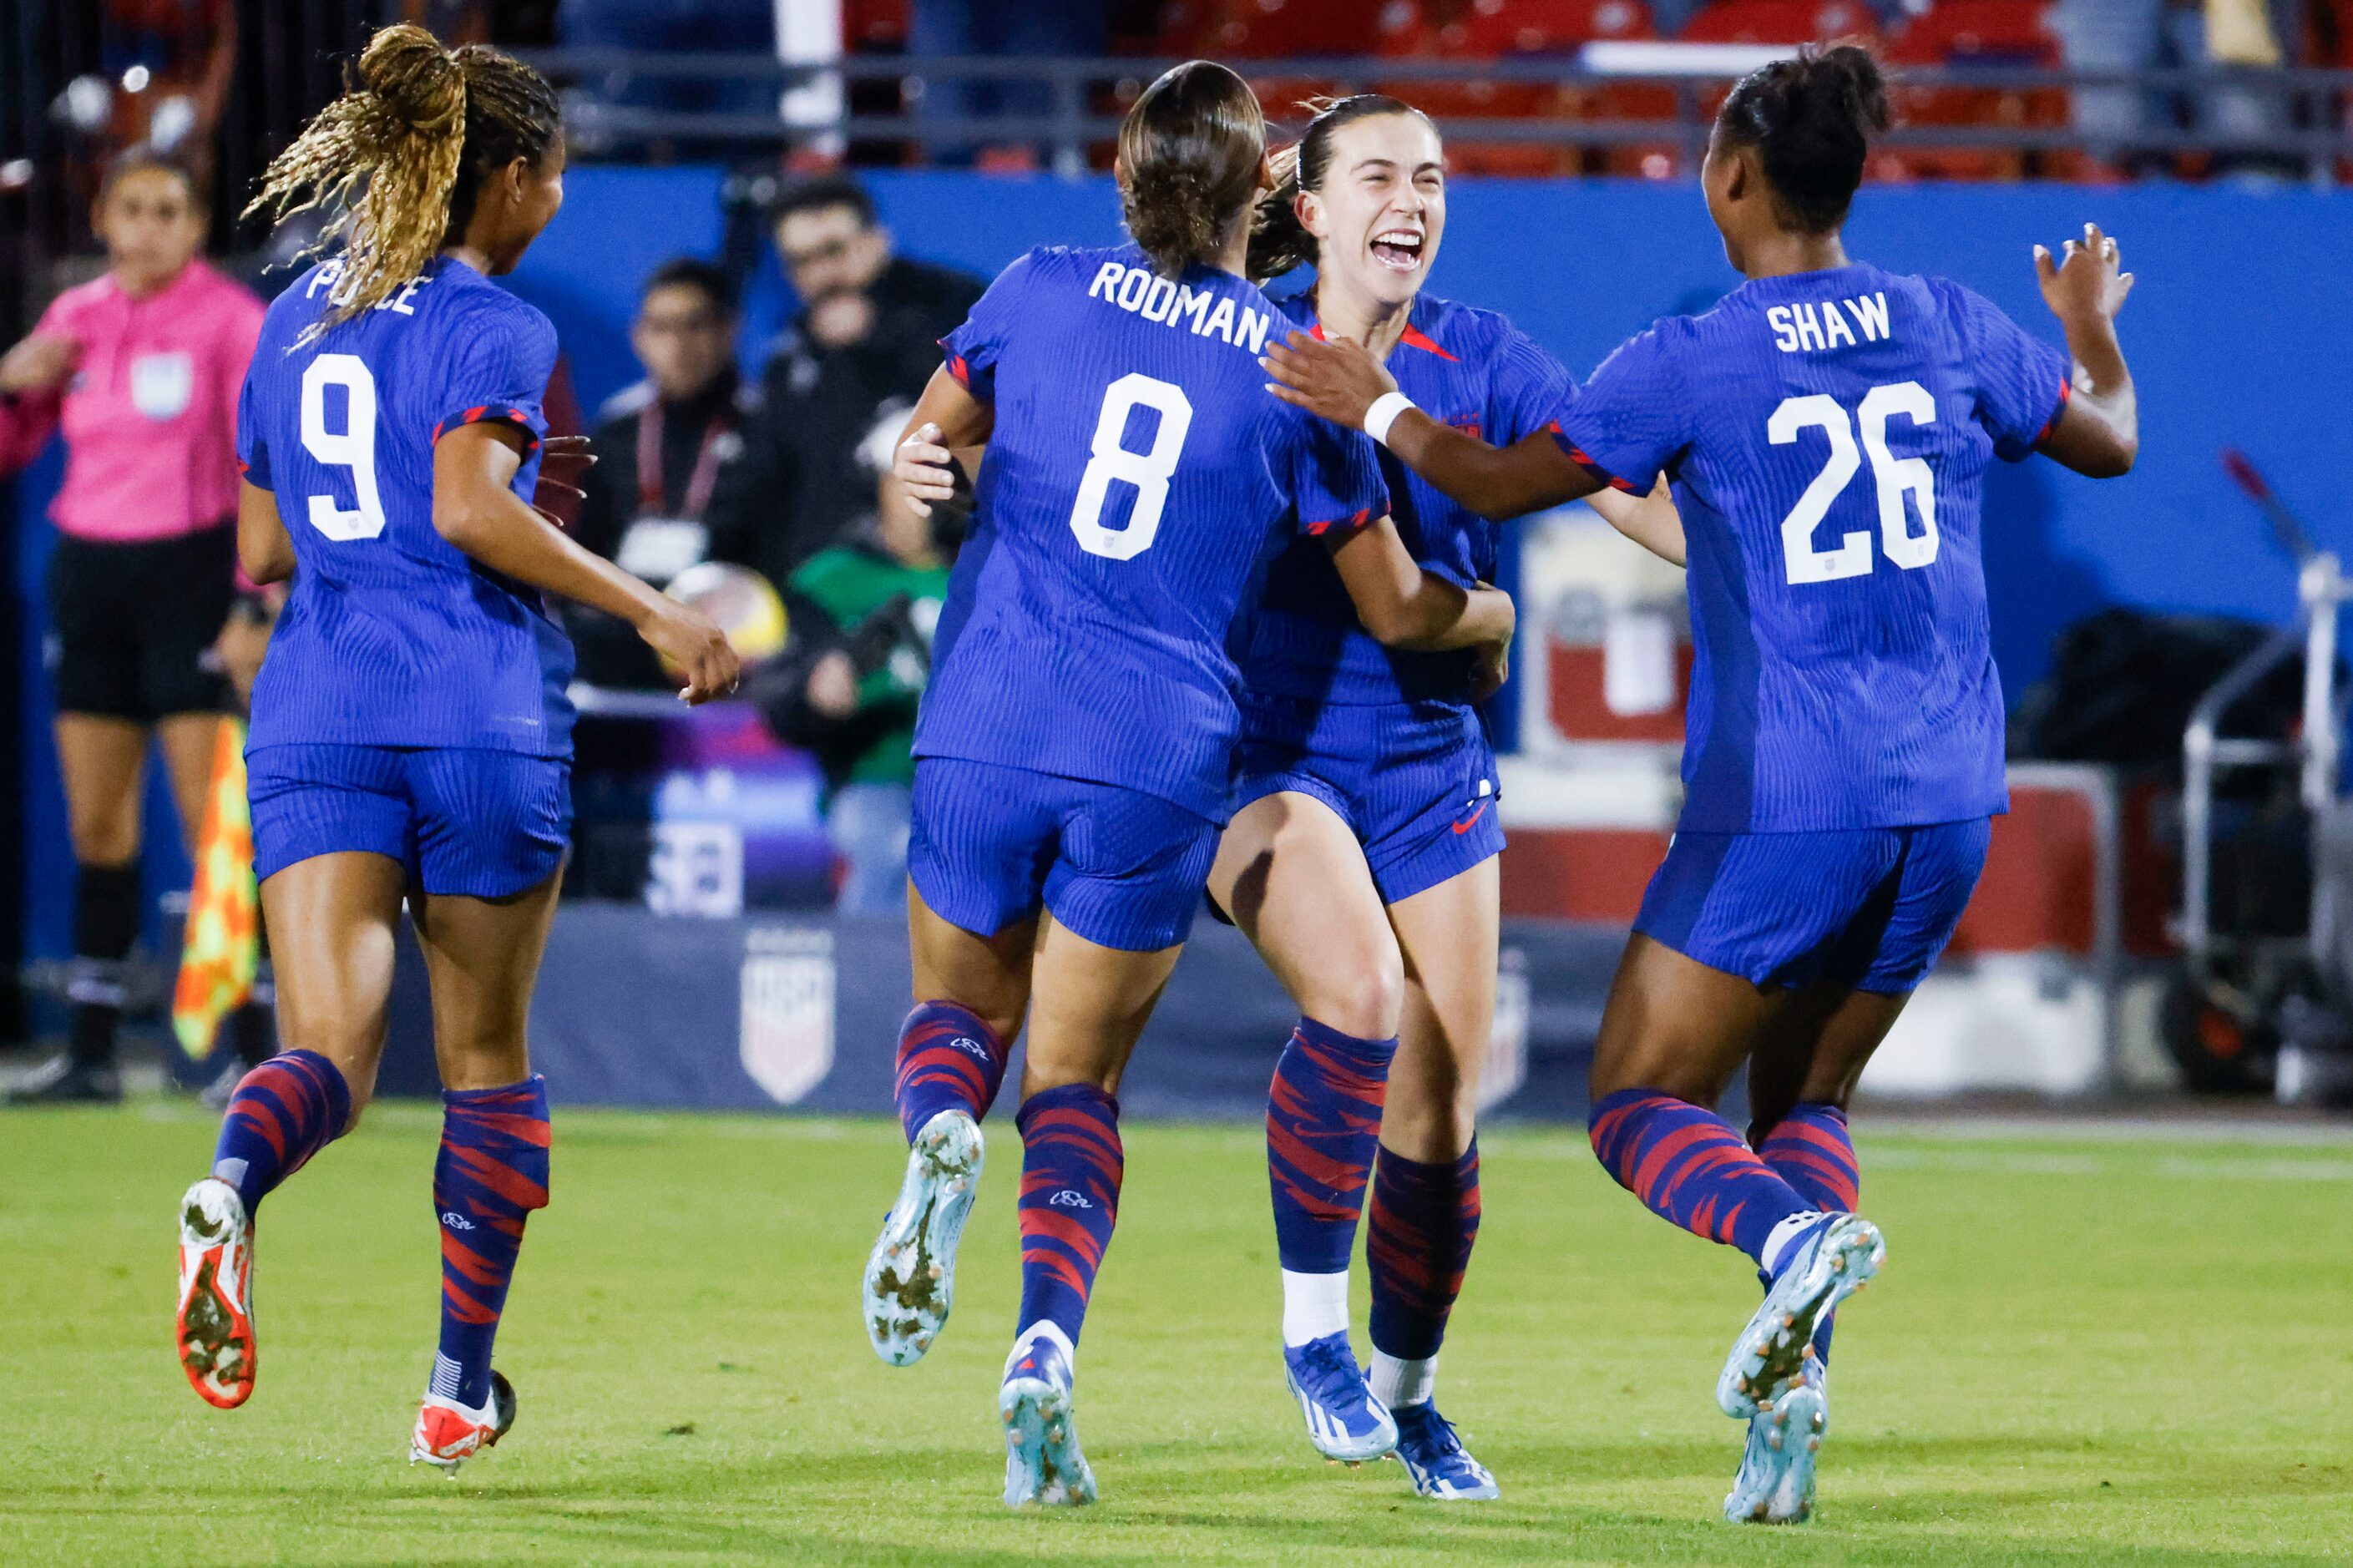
[{"x1": 46, "y1": 526, "x2": 236, "y2": 722}]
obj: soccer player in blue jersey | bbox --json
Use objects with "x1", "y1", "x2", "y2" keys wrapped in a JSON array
[
  {"x1": 170, "y1": 27, "x2": 735, "y2": 1470},
  {"x1": 1222, "y1": 95, "x2": 1678, "y2": 1500},
  {"x1": 861, "y1": 62, "x2": 1516, "y2": 1507},
  {"x1": 1265, "y1": 45, "x2": 2138, "y2": 1524}
]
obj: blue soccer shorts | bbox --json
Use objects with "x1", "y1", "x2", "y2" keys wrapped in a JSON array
[
  {"x1": 1230, "y1": 694, "x2": 1503, "y2": 905},
  {"x1": 1634, "y1": 818, "x2": 1992, "y2": 994},
  {"x1": 908, "y1": 756, "x2": 1221, "y2": 953},
  {"x1": 247, "y1": 744, "x2": 572, "y2": 898}
]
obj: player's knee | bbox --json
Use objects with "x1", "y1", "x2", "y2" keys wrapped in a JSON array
[
  {"x1": 1308, "y1": 945, "x2": 1404, "y2": 1041},
  {"x1": 67, "y1": 805, "x2": 140, "y2": 867}
]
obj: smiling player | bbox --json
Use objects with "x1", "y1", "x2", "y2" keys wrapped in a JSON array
[{"x1": 1262, "y1": 45, "x2": 2138, "y2": 1523}]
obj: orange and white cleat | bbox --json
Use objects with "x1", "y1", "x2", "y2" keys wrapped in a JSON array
[
  {"x1": 409, "y1": 1371, "x2": 518, "y2": 1474},
  {"x1": 175, "y1": 1176, "x2": 257, "y2": 1409}
]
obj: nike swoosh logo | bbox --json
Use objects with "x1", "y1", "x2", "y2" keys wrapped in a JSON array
[{"x1": 1450, "y1": 802, "x2": 1490, "y2": 835}]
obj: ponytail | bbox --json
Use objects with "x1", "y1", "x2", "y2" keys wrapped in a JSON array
[
  {"x1": 245, "y1": 23, "x2": 559, "y2": 332},
  {"x1": 1716, "y1": 43, "x2": 1890, "y2": 234},
  {"x1": 1118, "y1": 61, "x2": 1267, "y2": 280}
]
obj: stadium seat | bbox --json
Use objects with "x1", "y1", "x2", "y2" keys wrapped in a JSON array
[
  {"x1": 1373, "y1": 0, "x2": 1571, "y2": 174},
  {"x1": 1677, "y1": 0, "x2": 1880, "y2": 45},
  {"x1": 1876, "y1": 1, "x2": 2060, "y2": 183},
  {"x1": 842, "y1": 0, "x2": 908, "y2": 51},
  {"x1": 1455, "y1": 0, "x2": 1658, "y2": 55}
]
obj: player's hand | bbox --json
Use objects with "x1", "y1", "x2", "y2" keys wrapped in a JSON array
[
  {"x1": 1469, "y1": 635, "x2": 1511, "y2": 705},
  {"x1": 639, "y1": 599, "x2": 741, "y2": 705},
  {"x1": 893, "y1": 422, "x2": 958, "y2": 518},
  {"x1": 539, "y1": 433, "x2": 596, "y2": 468},
  {"x1": 1261, "y1": 331, "x2": 1397, "y2": 430},
  {"x1": 0, "y1": 333, "x2": 78, "y2": 394},
  {"x1": 2036, "y1": 224, "x2": 2133, "y2": 326}
]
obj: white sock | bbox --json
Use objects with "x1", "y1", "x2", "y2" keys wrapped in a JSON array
[
  {"x1": 1368, "y1": 1349, "x2": 1435, "y2": 1410},
  {"x1": 1761, "y1": 1211, "x2": 1828, "y2": 1277},
  {"x1": 1280, "y1": 1269, "x2": 1351, "y2": 1347}
]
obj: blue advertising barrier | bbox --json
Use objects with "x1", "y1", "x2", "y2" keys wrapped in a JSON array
[{"x1": 376, "y1": 903, "x2": 1644, "y2": 1124}]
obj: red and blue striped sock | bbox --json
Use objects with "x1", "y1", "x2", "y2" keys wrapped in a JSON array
[
  {"x1": 891, "y1": 1000, "x2": 1010, "y2": 1143},
  {"x1": 1754, "y1": 1102, "x2": 1860, "y2": 1362},
  {"x1": 1588, "y1": 1088, "x2": 1815, "y2": 1266},
  {"x1": 210, "y1": 1049, "x2": 352, "y2": 1216},
  {"x1": 1014, "y1": 1082, "x2": 1123, "y2": 1348},
  {"x1": 1267, "y1": 1018, "x2": 1397, "y2": 1277},
  {"x1": 431, "y1": 1076, "x2": 551, "y2": 1411},
  {"x1": 1365, "y1": 1141, "x2": 1481, "y2": 1404}
]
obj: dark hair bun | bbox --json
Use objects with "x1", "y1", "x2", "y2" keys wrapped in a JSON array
[
  {"x1": 358, "y1": 23, "x2": 466, "y2": 135},
  {"x1": 1719, "y1": 43, "x2": 1890, "y2": 233}
]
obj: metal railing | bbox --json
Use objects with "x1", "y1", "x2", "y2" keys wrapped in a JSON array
[{"x1": 520, "y1": 51, "x2": 2353, "y2": 180}]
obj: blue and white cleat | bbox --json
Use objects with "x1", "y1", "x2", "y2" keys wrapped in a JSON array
[
  {"x1": 1718, "y1": 1214, "x2": 1883, "y2": 1419},
  {"x1": 863, "y1": 1109, "x2": 984, "y2": 1366},
  {"x1": 1391, "y1": 1401, "x2": 1499, "y2": 1500},
  {"x1": 1283, "y1": 1333, "x2": 1398, "y2": 1463},
  {"x1": 999, "y1": 1324, "x2": 1096, "y2": 1507},
  {"x1": 1724, "y1": 1357, "x2": 1828, "y2": 1523}
]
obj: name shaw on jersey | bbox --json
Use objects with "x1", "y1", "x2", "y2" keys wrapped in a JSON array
[
  {"x1": 1766, "y1": 291, "x2": 1893, "y2": 355},
  {"x1": 1085, "y1": 260, "x2": 1273, "y2": 355}
]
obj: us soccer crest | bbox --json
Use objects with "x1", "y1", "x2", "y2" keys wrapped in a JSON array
[{"x1": 739, "y1": 926, "x2": 836, "y2": 1105}]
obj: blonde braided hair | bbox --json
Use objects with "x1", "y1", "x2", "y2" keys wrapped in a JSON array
[{"x1": 245, "y1": 23, "x2": 558, "y2": 334}]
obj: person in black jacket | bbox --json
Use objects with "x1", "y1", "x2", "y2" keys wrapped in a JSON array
[
  {"x1": 705, "y1": 176, "x2": 984, "y2": 585},
  {"x1": 569, "y1": 257, "x2": 760, "y2": 688}
]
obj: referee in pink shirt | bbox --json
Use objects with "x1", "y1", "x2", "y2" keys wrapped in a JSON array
[{"x1": 0, "y1": 149, "x2": 263, "y2": 1102}]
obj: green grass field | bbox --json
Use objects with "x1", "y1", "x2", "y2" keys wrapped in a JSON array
[{"x1": 9, "y1": 1101, "x2": 2353, "y2": 1565}]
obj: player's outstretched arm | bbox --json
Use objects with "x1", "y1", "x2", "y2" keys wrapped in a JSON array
[
  {"x1": 1262, "y1": 331, "x2": 1603, "y2": 519},
  {"x1": 1329, "y1": 514, "x2": 1516, "y2": 652},
  {"x1": 1588, "y1": 476, "x2": 1685, "y2": 568},
  {"x1": 433, "y1": 421, "x2": 740, "y2": 703},
  {"x1": 236, "y1": 479, "x2": 296, "y2": 584},
  {"x1": 2035, "y1": 224, "x2": 2138, "y2": 480},
  {"x1": 892, "y1": 365, "x2": 994, "y2": 517}
]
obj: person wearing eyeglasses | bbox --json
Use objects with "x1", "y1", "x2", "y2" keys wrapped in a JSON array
[{"x1": 705, "y1": 176, "x2": 984, "y2": 588}]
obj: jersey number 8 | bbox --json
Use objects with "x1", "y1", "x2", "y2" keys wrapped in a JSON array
[
  {"x1": 300, "y1": 353, "x2": 387, "y2": 542},
  {"x1": 1069, "y1": 372, "x2": 1193, "y2": 561},
  {"x1": 1769, "y1": 380, "x2": 1938, "y2": 585}
]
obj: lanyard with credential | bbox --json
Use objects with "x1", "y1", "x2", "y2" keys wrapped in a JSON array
[{"x1": 635, "y1": 399, "x2": 728, "y2": 522}]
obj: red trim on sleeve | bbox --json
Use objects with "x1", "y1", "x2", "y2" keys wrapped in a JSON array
[
  {"x1": 1305, "y1": 507, "x2": 1374, "y2": 537},
  {"x1": 2032, "y1": 377, "x2": 2074, "y2": 448},
  {"x1": 431, "y1": 404, "x2": 542, "y2": 453},
  {"x1": 1553, "y1": 430, "x2": 1642, "y2": 495}
]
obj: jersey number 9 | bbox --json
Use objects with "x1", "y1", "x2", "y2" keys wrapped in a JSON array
[
  {"x1": 1769, "y1": 380, "x2": 1938, "y2": 586},
  {"x1": 1069, "y1": 372, "x2": 1192, "y2": 562},
  {"x1": 300, "y1": 354, "x2": 388, "y2": 542}
]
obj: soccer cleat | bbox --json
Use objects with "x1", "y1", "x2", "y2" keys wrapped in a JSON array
[
  {"x1": 175, "y1": 1176, "x2": 256, "y2": 1409},
  {"x1": 863, "y1": 1109, "x2": 984, "y2": 1366},
  {"x1": 1718, "y1": 1214, "x2": 1883, "y2": 1419},
  {"x1": 1725, "y1": 1357, "x2": 1829, "y2": 1524},
  {"x1": 1283, "y1": 1333, "x2": 1398, "y2": 1463},
  {"x1": 999, "y1": 1325, "x2": 1096, "y2": 1507},
  {"x1": 1390, "y1": 1400, "x2": 1499, "y2": 1500},
  {"x1": 410, "y1": 1370, "x2": 518, "y2": 1474}
]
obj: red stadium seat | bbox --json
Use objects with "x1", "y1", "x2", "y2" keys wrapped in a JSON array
[
  {"x1": 1876, "y1": 0, "x2": 2061, "y2": 182},
  {"x1": 1373, "y1": 0, "x2": 1571, "y2": 175},
  {"x1": 842, "y1": 0, "x2": 908, "y2": 51},
  {"x1": 1677, "y1": 0, "x2": 1880, "y2": 44},
  {"x1": 1455, "y1": 0, "x2": 1659, "y2": 55}
]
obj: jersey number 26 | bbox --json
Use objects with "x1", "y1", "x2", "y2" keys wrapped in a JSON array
[{"x1": 1769, "y1": 380, "x2": 1937, "y2": 585}]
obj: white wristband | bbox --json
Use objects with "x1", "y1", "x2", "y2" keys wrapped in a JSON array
[{"x1": 1362, "y1": 391, "x2": 1416, "y2": 448}]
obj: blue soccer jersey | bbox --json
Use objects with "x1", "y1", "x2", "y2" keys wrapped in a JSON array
[
  {"x1": 913, "y1": 245, "x2": 1391, "y2": 822},
  {"x1": 237, "y1": 255, "x2": 574, "y2": 757},
  {"x1": 1556, "y1": 262, "x2": 2071, "y2": 832},
  {"x1": 1241, "y1": 292, "x2": 1573, "y2": 706}
]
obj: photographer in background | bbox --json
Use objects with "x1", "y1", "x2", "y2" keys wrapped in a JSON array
[
  {"x1": 749, "y1": 412, "x2": 963, "y2": 915},
  {"x1": 571, "y1": 257, "x2": 760, "y2": 688},
  {"x1": 707, "y1": 176, "x2": 983, "y2": 584}
]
